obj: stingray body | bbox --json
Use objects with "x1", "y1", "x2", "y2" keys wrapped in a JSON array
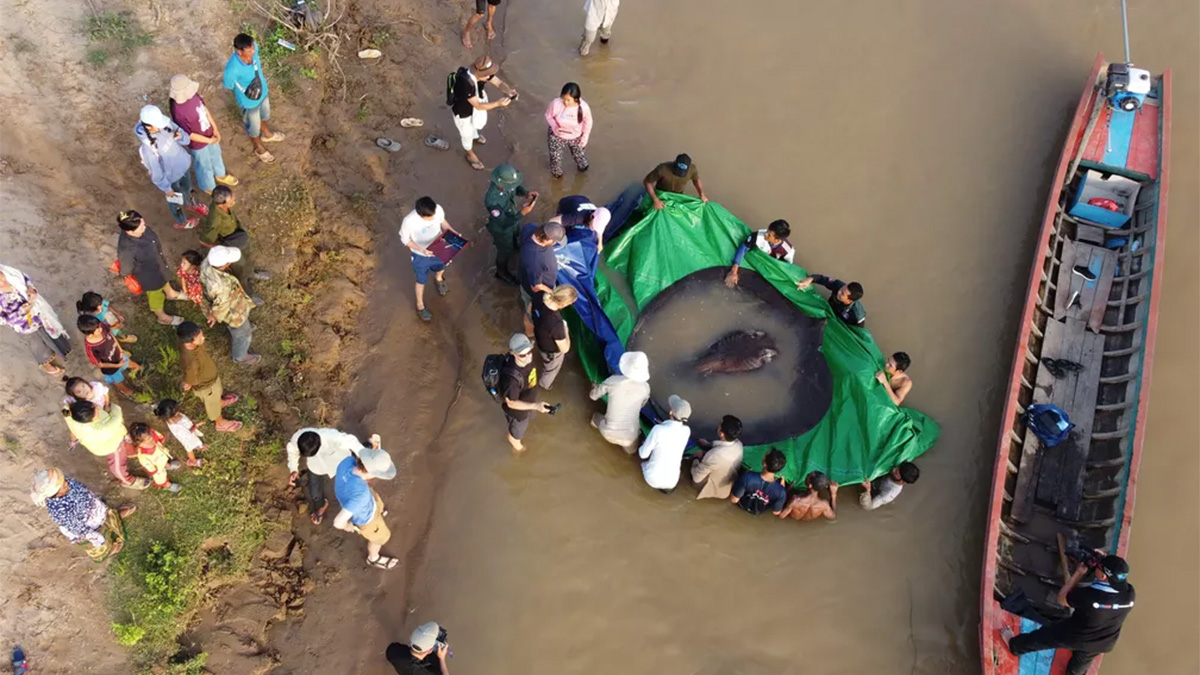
[{"x1": 694, "y1": 330, "x2": 778, "y2": 375}]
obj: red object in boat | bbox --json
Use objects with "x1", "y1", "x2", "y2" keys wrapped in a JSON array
[{"x1": 1087, "y1": 197, "x2": 1121, "y2": 211}]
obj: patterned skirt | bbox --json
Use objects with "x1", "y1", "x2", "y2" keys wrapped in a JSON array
[{"x1": 83, "y1": 508, "x2": 127, "y2": 562}]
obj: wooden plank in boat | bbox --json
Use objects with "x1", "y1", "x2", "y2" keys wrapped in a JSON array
[
  {"x1": 1052, "y1": 241, "x2": 1117, "y2": 332},
  {"x1": 1075, "y1": 223, "x2": 1105, "y2": 245},
  {"x1": 1034, "y1": 319, "x2": 1084, "y2": 507},
  {"x1": 1056, "y1": 324, "x2": 1104, "y2": 520},
  {"x1": 1010, "y1": 318, "x2": 1067, "y2": 523}
]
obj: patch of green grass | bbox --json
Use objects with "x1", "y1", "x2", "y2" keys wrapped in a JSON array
[
  {"x1": 356, "y1": 99, "x2": 370, "y2": 122},
  {"x1": 84, "y1": 11, "x2": 152, "y2": 67},
  {"x1": 3, "y1": 435, "x2": 20, "y2": 455},
  {"x1": 300, "y1": 66, "x2": 318, "y2": 80},
  {"x1": 369, "y1": 27, "x2": 392, "y2": 48}
]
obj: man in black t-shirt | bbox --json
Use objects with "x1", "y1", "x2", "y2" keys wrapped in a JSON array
[
  {"x1": 1002, "y1": 555, "x2": 1136, "y2": 675},
  {"x1": 499, "y1": 333, "x2": 554, "y2": 452},
  {"x1": 450, "y1": 56, "x2": 516, "y2": 171},
  {"x1": 532, "y1": 285, "x2": 578, "y2": 391},
  {"x1": 386, "y1": 621, "x2": 450, "y2": 675}
]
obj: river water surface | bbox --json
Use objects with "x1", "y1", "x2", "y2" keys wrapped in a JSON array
[{"x1": 369, "y1": 1, "x2": 1197, "y2": 673}]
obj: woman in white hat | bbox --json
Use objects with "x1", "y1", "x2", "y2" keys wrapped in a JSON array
[
  {"x1": 135, "y1": 104, "x2": 203, "y2": 230},
  {"x1": 32, "y1": 467, "x2": 137, "y2": 562},
  {"x1": 588, "y1": 350, "x2": 651, "y2": 453},
  {"x1": 169, "y1": 74, "x2": 238, "y2": 195}
]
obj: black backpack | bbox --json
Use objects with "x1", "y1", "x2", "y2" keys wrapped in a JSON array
[
  {"x1": 482, "y1": 354, "x2": 506, "y2": 401},
  {"x1": 446, "y1": 67, "x2": 470, "y2": 107}
]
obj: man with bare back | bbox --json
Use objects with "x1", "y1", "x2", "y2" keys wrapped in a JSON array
[{"x1": 778, "y1": 471, "x2": 839, "y2": 521}]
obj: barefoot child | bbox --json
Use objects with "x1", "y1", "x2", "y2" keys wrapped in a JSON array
[
  {"x1": 62, "y1": 376, "x2": 111, "y2": 411},
  {"x1": 77, "y1": 315, "x2": 140, "y2": 397},
  {"x1": 76, "y1": 291, "x2": 138, "y2": 344},
  {"x1": 154, "y1": 398, "x2": 206, "y2": 467},
  {"x1": 127, "y1": 423, "x2": 183, "y2": 492},
  {"x1": 178, "y1": 251, "x2": 215, "y2": 324}
]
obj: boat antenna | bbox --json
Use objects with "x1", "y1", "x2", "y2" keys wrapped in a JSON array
[{"x1": 1120, "y1": 0, "x2": 1133, "y2": 63}]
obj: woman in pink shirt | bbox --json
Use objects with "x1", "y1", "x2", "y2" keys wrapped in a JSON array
[{"x1": 544, "y1": 82, "x2": 593, "y2": 178}]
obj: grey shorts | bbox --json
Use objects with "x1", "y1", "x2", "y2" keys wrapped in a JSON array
[{"x1": 505, "y1": 412, "x2": 531, "y2": 440}]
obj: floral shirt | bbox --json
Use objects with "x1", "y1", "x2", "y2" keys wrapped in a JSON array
[
  {"x1": 0, "y1": 276, "x2": 40, "y2": 334},
  {"x1": 45, "y1": 478, "x2": 107, "y2": 545},
  {"x1": 199, "y1": 262, "x2": 253, "y2": 328},
  {"x1": 178, "y1": 264, "x2": 206, "y2": 308}
]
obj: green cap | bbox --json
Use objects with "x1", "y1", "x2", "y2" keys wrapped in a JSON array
[{"x1": 490, "y1": 163, "x2": 522, "y2": 189}]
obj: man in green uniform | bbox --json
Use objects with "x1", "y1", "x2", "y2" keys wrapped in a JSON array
[{"x1": 484, "y1": 164, "x2": 537, "y2": 285}]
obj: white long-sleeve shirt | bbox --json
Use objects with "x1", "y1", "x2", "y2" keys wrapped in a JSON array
[
  {"x1": 285, "y1": 427, "x2": 364, "y2": 476},
  {"x1": 589, "y1": 375, "x2": 650, "y2": 445},
  {"x1": 859, "y1": 476, "x2": 904, "y2": 510},
  {"x1": 638, "y1": 419, "x2": 690, "y2": 490}
]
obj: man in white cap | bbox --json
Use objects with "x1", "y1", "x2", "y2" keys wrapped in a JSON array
[
  {"x1": 386, "y1": 621, "x2": 451, "y2": 674},
  {"x1": 499, "y1": 333, "x2": 556, "y2": 452},
  {"x1": 638, "y1": 394, "x2": 692, "y2": 493},
  {"x1": 200, "y1": 246, "x2": 260, "y2": 364},
  {"x1": 589, "y1": 351, "x2": 651, "y2": 453},
  {"x1": 332, "y1": 435, "x2": 398, "y2": 570}
]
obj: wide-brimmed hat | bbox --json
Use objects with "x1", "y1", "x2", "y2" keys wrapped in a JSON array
[
  {"x1": 410, "y1": 622, "x2": 441, "y2": 651},
  {"x1": 471, "y1": 55, "x2": 499, "y2": 79},
  {"x1": 169, "y1": 74, "x2": 200, "y2": 103},
  {"x1": 31, "y1": 468, "x2": 65, "y2": 506},
  {"x1": 206, "y1": 246, "x2": 242, "y2": 267},
  {"x1": 139, "y1": 104, "x2": 172, "y2": 129},
  {"x1": 668, "y1": 394, "x2": 691, "y2": 420},
  {"x1": 359, "y1": 446, "x2": 396, "y2": 480},
  {"x1": 619, "y1": 351, "x2": 649, "y2": 383}
]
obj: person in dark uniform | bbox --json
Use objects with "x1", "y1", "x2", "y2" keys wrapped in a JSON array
[
  {"x1": 796, "y1": 273, "x2": 866, "y2": 327},
  {"x1": 484, "y1": 163, "x2": 537, "y2": 285},
  {"x1": 1001, "y1": 554, "x2": 1136, "y2": 675}
]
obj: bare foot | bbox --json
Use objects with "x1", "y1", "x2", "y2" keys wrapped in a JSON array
[
  {"x1": 487, "y1": 23, "x2": 496, "y2": 40},
  {"x1": 999, "y1": 625, "x2": 1014, "y2": 648},
  {"x1": 117, "y1": 504, "x2": 137, "y2": 519},
  {"x1": 461, "y1": 30, "x2": 472, "y2": 48}
]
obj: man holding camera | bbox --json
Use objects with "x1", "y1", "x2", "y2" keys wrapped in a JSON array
[
  {"x1": 1001, "y1": 554, "x2": 1135, "y2": 675},
  {"x1": 386, "y1": 621, "x2": 450, "y2": 674}
]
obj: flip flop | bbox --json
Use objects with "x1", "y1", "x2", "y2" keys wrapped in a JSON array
[
  {"x1": 215, "y1": 420, "x2": 243, "y2": 433},
  {"x1": 256, "y1": 150, "x2": 276, "y2": 163},
  {"x1": 122, "y1": 478, "x2": 152, "y2": 490},
  {"x1": 468, "y1": 158, "x2": 485, "y2": 171},
  {"x1": 187, "y1": 458, "x2": 204, "y2": 468},
  {"x1": 174, "y1": 218, "x2": 199, "y2": 230},
  {"x1": 424, "y1": 135, "x2": 449, "y2": 151},
  {"x1": 117, "y1": 334, "x2": 139, "y2": 344},
  {"x1": 366, "y1": 555, "x2": 399, "y2": 570},
  {"x1": 215, "y1": 175, "x2": 240, "y2": 186},
  {"x1": 400, "y1": 118, "x2": 424, "y2": 128},
  {"x1": 376, "y1": 138, "x2": 401, "y2": 152},
  {"x1": 263, "y1": 132, "x2": 286, "y2": 143},
  {"x1": 357, "y1": 48, "x2": 383, "y2": 59},
  {"x1": 221, "y1": 393, "x2": 240, "y2": 407}
]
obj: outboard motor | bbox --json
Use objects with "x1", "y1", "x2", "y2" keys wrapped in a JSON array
[{"x1": 1106, "y1": 62, "x2": 1151, "y2": 112}]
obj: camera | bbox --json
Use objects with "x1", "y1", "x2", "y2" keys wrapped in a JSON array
[
  {"x1": 1066, "y1": 544, "x2": 1104, "y2": 570},
  {"x1": 547, "y1": 403, "x2": 563, "y2": 415}
]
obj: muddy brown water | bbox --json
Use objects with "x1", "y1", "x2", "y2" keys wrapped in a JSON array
[{"x1": 347, "y1": 1, "x2": 1197, "y2": 673}]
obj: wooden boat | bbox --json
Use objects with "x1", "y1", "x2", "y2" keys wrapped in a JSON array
[{"x1": 980, "y1": 53, "x2": 1172, "y2": 675}]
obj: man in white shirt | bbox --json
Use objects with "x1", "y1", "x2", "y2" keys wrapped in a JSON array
[
  {"x1": 638, "y1": 394, "x2": 692, "y2": 493},
  {"x1": 859, "y1": 461, "x2": 920, "y2": 511},
  {"x1": 690, "y1": 414, "x2": 744, "y2": 500},
  {"x1": 286, "y1": 427, "x2": 365, "y2": 525},
  {"x1": 399, "y1": 196, "x2": 463, "y2": 322}
]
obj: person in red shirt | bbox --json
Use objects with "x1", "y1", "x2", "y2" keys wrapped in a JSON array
[{"x1": 77, "y1": 315, "x2": 140, "y2": 397}]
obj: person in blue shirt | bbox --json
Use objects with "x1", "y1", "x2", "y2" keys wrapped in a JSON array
[
  {"x1": 333, "y1": 437, "x2": 398, "y2": 570},
  {"x1": 729, "y1": 448, "x2": 788, "y2": 515},
  {"x1": 223, "y1": 33, "x2": 285, "y2": 163}
]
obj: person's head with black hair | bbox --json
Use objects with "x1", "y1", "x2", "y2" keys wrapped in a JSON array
[
  {"x1": 765, "y1": 219, "x2": 791, "y2": 244},
  {"x1": 127, "y1": 422, "x2": 153, "y2": 445},
  {"x1": 415, "y1": 196, "x2": 439, "y2": 218},
  {"x1": 895, "y1": 461, "x2": 920, "y2": 484},
  {"x1": 888, "y1": 352, "x2": 911, "y2": 374},
  {"x1": 76, "y1": 314, "x2": 103, "y2": 337},
  {"x1": 63, "y1": 377, "x2": 93, "y2": 402},
  {"x1": 212, "y1": 185, "x2": 236, "y2": 209},
  {"x1": 76, "y1": 291, "x2": 104, "y2": 315},
  {"x1": 763, "y1": 448, "x2": 787, "y2": 475},
  {"x1": 805, "y1": 470, "x2": 831, "y2": 492},
  {"x1": 65, "y1": 400, "x2": 97, "y2": 424},
  {"x1": 176, "y1": 321, "x2": 205, "y2": 348},
  {"x1": 843, "y1": 282, "x2": 865, "y2": 302},
  {"x1": 117, "y1": 210, "x2": 145, "y2": 235},
  {"x1": 154, "y1": 398, "x2": 181, "y2": 422},
  {"x1": 560, "y1": 82, "x2": 584, "y2": 123},
  {"x1": 181, "y1": 250, "x2": 204, "y2": 271},
  {"x1": 718, "y1": 415, "x2": 743, "y2": 442},
  {"x1": 233, "y1": 33, "x2": 256, "y2": 63},
  {"x1": 297, "y1": 431, "x2": 323, "y2": 458}
]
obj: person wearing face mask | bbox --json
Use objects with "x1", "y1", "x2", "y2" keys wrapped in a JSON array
[{"x1": 498, "y1": 333, "x2": 557, "y2": 453}]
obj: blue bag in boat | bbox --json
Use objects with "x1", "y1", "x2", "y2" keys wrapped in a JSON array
[{"x1": 1025, "y1": 404, "x2": 1073, "y2": 447}]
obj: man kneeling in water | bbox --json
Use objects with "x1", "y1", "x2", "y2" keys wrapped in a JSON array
[{"x1": 778, "y1": 471, "x2": 839, "y2": 521}]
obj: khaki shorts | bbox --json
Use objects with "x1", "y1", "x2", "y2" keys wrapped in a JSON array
[{"x1": 357, "y1": 493, "x2": 391, "y2": 545}]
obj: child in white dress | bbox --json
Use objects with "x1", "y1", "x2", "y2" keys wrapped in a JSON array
[{"x1": 154, "y1": 398, "x2": 206, "y2": 467}]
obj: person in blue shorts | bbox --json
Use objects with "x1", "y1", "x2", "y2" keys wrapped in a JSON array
[
  {"x1": 399, "y1": 196, "x2": 464, "y2": 322},
  {"x1": 223, "y1": 33, "x2": 285, "y2": 163}
]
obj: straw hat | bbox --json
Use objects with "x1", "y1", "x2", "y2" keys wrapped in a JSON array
[
  {"x1": 471, "y1": 55, "x2": 499, "y2": 79},
  {"x1": 169, "y1": 74, "x2": 200, "y2": 103},
  {"x1": 31, "y1": 468, "x2": 65, "y2": 506}
]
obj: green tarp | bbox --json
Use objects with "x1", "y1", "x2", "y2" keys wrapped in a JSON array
[{"x1": 575, "y1": 192, "x2": 940, "y2": 485}]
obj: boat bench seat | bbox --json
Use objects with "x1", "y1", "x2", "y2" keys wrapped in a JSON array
[
  {"x1": 1010, "y1": 317, "x2": 1105, "y2": 522},
  {"x1": 1053, "y1": 240, "x2": 1117, "y2": 332}
]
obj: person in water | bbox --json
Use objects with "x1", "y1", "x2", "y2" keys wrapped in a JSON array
[
  {"x1": 859, "y1": 461, "x2": 919, "y2": 511},
  {"x1": 725, "y1": 219, "x2": 796, "y2": 287},
  {"x1": 643, "y1": 153, "x2": 708, "y2": 210},
  {"x1": 729, "y1": 448, "x2": 787, "y2": 515},
  {"x1": 778, "y1": 471, "x2": 839, "y2": 521},
  {"x1": 875, "y1": 351, "x2": 912, "y2": 405},
  {"x1": 796, "y1": 274, "x2": 865, "y2": 327}
]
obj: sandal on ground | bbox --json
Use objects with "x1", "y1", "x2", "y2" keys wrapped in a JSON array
[
  {"x1": 117, "y1": 334, "x2": 139, "y2": 344},
  {"x1": 263, "y1": 132, "x2": 286, "y2": 143},
  {"x1": 366, "y1": 555, "x2": 399, "y2": 570},
  {"x1": 400, "y1": 117, "x2": 424, "y2": 128},
  {"x1": 256, "y1": 150, "x2": 276, "y2": 163},
  {"x1": 476, "y1": 134, "x2": 487, "y2": 145},
  {"x1": 425, "y1": 136, "x2": 449, "y2": 151},
  {"x1": 38, "y1": 362, "x2": 65, "y2": 376},
  {"x1": 376, "y1": 138, "x2": 401, "y2": 153},
  {"x1": 435, "y1": 279, "x2": 449, "y2": 296},
  {"x1": 357, "y1": 48, "x2": 383, "y2": 59},
  {"x1": 122, "y1": 478, "x2": 152, "y2": 491},
  {"x1": 187, "y1": 458, "x2": 204, "y2": 468},
  {"x1": 417, "y1": 307, "x2": 432, "y2": 322},
  {"x1": 235, "y1": 354, "x2": 262, "y2": 366},
  {"x1": 117, "y1": 504, "x2": 138, "y2": 519},
  {"x1": 175, "y1": 218, "x2": 199, "y2": 230},
  {"x1": 157, "y1": 315, "x2": 183, "y2": 326},
  {"x1": 310, "y1": 504, "x2": 328, "y2": 525},
  {"x1": 215, "y1": 174, "x2": 240, "y2": 186},
  {"x1": 107, "y1": 539, "x2": 125, "y2": 557},
  {"x1": 166, "y1": 460, "x2": 182, "y2": 470},
  {"x1": 215, "y1": 419, "x2": 243, "y2": 432},
  {"x1": 221, "y1": 393, "x2": 240, "y2": 407},
  {"x1": 166, "y1": 483, "x2": 183, "y2": 493},
  {"x1": 467, "y1": 158, "x2": 485, "y2": 171}
]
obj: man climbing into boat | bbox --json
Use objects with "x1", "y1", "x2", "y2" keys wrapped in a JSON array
[
  {"x1": 724, "y1": 219, "x2": 795, "y2": 288},
  {"x1": 796, "y1": 273, "x2": 866, "y2": 327},
  {"x1": 778, "y1": 471, "x2": 839, "y2": 521},
  {"x1": 1000, "y1": 555, "x2": 1135, "y2": 675}
]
